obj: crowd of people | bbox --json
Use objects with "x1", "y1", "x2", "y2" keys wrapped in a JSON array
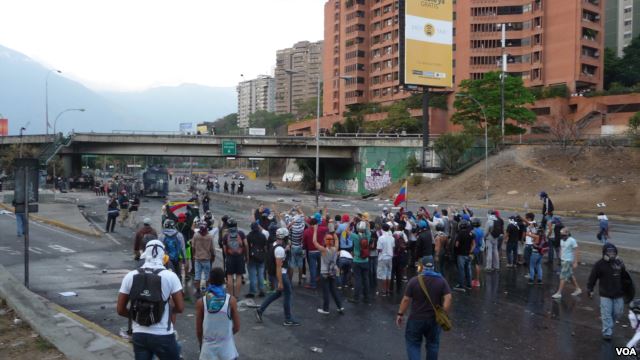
[{"x1": 114, "y1": 190, "x2": 638, "y2": 360}]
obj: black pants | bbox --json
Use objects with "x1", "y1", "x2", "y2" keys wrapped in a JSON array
[
  {"x1": 391, "y1": 254, "x2": 407, "y2": 293},
  {"x1": 106, "y1": 214, "x2": 117, "y2": 232}
]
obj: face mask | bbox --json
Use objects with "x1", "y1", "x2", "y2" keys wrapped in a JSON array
[{"x1": 604, "y1": 252, "x2": 617, "y2": 262}]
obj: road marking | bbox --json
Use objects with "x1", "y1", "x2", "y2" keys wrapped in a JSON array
[
  {"x1": 48, "y1": 244, "x2": 77, "y2": 254},
  {"x1": 0, "y1": 246, "x2": 21, "y2": 256},
  {"x1": 29, "y1": 246, "x2": 45, "y2": 254},
  {"x1": 86, "y1": 217, "x2": 121, "y2": 245}
]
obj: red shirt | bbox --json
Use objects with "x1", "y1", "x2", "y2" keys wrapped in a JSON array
[{"x1": 303, "y1": 225, "x2": 327, "y2": 251}]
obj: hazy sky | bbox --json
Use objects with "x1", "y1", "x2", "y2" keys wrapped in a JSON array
[{"x1": 0, "y1": 0, "x2": 326, "y2": 91}]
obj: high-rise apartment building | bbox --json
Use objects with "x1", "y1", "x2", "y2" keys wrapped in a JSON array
[
  {"x1": 323, "y1": 0, "x2": 605, "y2": 117},
  {"x1": 275, "y1": 41, "x2": 324, "y2": 115},
  {"x1": 237, "y1": 75, "x2": 275, "y2": 128},
  {"x1": 605, "y1": 0, "x2": 640, "y2": 57}
]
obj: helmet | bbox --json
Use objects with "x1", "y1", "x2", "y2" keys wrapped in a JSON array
[
  {"x1": 164, "y1": 219, "x2": 175, "y2": 229},
  {"x1": 630, "y1": 299, "x2": 640, "y2": 314},
  {"x1": 226, "y1": 218, "x2": 237, "y2": 228},
  {"x1": 357, "y1": 221, "x2": 368, "y2": 233},
  {"x1": 205, "y1": 210, "x2": 212, "y2": 218},
  {"x1": 276, "y1": 227, "x2": 289, "y2": 240},
  {"x1": 435, "y1": 223, "x2": 445, "y2": 232},
  {"x1": 471, "y1": 218, "x2": 482, "y2": 227}
]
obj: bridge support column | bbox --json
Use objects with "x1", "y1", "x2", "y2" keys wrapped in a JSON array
[{"x1": 61, "y1": 154, "x2": 82, "y2": 178}]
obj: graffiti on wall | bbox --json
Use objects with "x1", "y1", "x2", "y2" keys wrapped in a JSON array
[
  {"x1": 328, "y1": 178, "x2": 359, "y2": 193},
  {"x1": 365, "y1": 160, "x2": 391, "y2": 191}
]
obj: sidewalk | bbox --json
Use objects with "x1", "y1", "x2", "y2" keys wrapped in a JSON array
[
  {"x1": 0, "y1": 200, "x2": 102, "y2": 237},
  {"x1": 0, "y1": 264, "x2": 133, "y2": 360}
]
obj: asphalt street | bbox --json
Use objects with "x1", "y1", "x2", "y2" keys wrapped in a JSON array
[{"x1": 0, "y1": 179, "x2": 639, "y2": 360}]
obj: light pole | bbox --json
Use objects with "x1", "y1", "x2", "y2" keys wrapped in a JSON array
[
  {"x1": 19, "y1": 125, "x2": 27, "y2": 158},
  {"x1": 456, "y1": 93, "x2": 489, "y2": 203},
  {"x1": 500, "y1": 24, "x2": 507, "y2": 143},
  {"x1": 52, "y1": 108, "x2": 86, "y2": 186},
  {"x1": 45, "y1": 69, "x2": 62, "y2": 137}
]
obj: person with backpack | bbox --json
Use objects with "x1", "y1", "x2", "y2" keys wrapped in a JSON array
[
  {"x1": 540, "y1": 191, "x2": 554, "y2": 229},
  {"x1": 504, "y1": 217, "x2": 520, "y2": 268},
  {"x1": 106, "y1": 195, "x2": 119, "y2": 233},
  {"x1": 195, "y1": 267, "x2": 240, "y2": 360},
  {"x1": 433, "y1": 223, "x2": 449, "y2": 275},
  {"x1": 160, "y1": 219, "x2": 187, "y2": 284},
  {"x1": 348, "y1": 221, "x2": 371, "y2": 304},
  {"x1": 133, "y1": 218, "x2": 158, "y2": 260},
  {"x1": 415, "y1": 220, "x2": 434, "y2": 260},
  {"x1": 247, "y1": 222, "x2": 268, "y2": 298},
  {"x1": 587, "y1": 243, "x2": 636, "y2": 340},
  {"x1": 193, "y1": 221, "x2": 216, "y2": 298},
  {"x1": 313, "y1": 223, "x2": 344, "y2": 315},
  {"x1": 484, "y1": 210, "x2": 504, "y2": 272},
  {"x1": 597, "y1": 212, "x2": 609, "y2": 244},
  {"x1": 547, "y1": 216, "x2": 564, "y2": 267},
  {"x1": 527, "y1": 224, "x2": 543, "y2": 285},
  {"x1": 396, "y1": 255, "x2": 452, "y2": 360},
  {"x1": 128, "y1": 195, "x2": 140, "y2": 227},
  {"x1": 117, "y1": 240, "x2": 184, "y2": 359},
  {"x1": 256, "y1": 227, "x2": 301, "y2": 327},
  {"x1": 302, "y1": 216, "x2": 326, "y2": 290},
  {"x1": 222, "y1": 219, "x2": 247, "y2": 297}
]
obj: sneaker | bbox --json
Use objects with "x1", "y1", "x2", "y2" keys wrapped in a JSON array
[
  {"x1": 524, "y1": 274, "x2": 530, "y2": 279},
  {"x1": 258, "y1": 291, "x2": 266, "y2": 298},
  {"x1": 602, "y1": 334, "x2": 612, "y2": 341},
  {"x1": 283, "y1": 320, "x2": 301, "y2": 327},
  {"x1": 472, "y1": 280, "x2": 480, "y2": 288},
  {"x1": 453, "y1": 285, "x2": 466, "y2": 292},
  {"x1": 337, "y1": 307, "x2": 345, "y2": 315},
  {"x1": 551, "y1": 292, "x2": 562, "y2": 299},
  {"x1": 571, "y1": 289, "x2": 582, "y2": 296},
  {"x1": 337, "y1": 286, "x2": 343, "y2": 290},
  {"x1": 255, "y1": 309, "x2": 263, "y2": 323},
  {"x1": 245, "y1": 293, "x2": 255, "y2": 299},
  {"x1": 317, "y1": 308, "x2": 330, "y2": 315}
]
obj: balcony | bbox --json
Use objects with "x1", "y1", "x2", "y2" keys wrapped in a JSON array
[{"x1": 583, "y1": 0, "x2": 601, "y2": 13}]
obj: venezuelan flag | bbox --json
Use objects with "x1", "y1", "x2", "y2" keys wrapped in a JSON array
[
  {"x1": 168, "y1": 201, "x2": 195, "y2": 212},
  {"x1": 394, "y1": 180, "x2": 408, "y2": 207}
]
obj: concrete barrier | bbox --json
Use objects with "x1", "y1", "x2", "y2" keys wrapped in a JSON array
[{"x1": 0, "y1": 264, "x2": 133, "y2": 360}]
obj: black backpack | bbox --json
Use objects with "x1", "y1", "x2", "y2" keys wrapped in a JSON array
[
  {"x1": 128, "y1": 268, "x2": 169, "y2": 331},
  {"x1": 249, "y1": 233, "x2": 267, "y2": 263},
  {"x1": 491, "y1": 218, "x2": 504, "y2": 238}
]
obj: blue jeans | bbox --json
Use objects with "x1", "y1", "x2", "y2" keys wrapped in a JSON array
[
  {"x1": 529, "y1": 251, "x2": 543, "y2": 281},
  {"x1": 15, "y1": 213, "x2": 26, "y2": 236},
  {"x1": 131, "y1": 333, "x2": 180, "y2": 360},
  {"x1": 456, "y1": 255, "x2": 471, "y2": 288},
  {"x1": 506, "y1": 242, "x2": 518, "y2": 265},
  {"x1": 307, "y1": 251, "x2": 321, "y2": 288},
  {"x1": 248, "y1": 260, "x2": 265, "y2": 295},
  {"x1": 338, "y1": 257, "x2": 352, "y2": 287},
  {"x1": 259, "y1": 274, "x2": 294, "y2": 321},
  {"x1": 194, "y1": 260, "x2": 211, "y2": 282},
  {"x1": 600, "y1": 296, "x2": 624, "y2": 336},
  {"x1": 405, "y1": 318, "x2": 441, "y2": 360},
  {"x1": 353, "y1": 261, "x2": 370, "y2": 302}
]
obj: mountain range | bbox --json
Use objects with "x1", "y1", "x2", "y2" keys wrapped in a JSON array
[{"x1": 0, "y1": 44, "x2": 237, "y2": 135}]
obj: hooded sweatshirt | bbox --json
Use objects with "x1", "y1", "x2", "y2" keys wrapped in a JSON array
[
  {"x1": 160, "y1": 228, "x2": 186, "y2": 261},
  {"x1": 134, "y1": 225, "x2": 158, "y2": 253},
  {"x1": 587, "y1": 243, "x2": 626, "y2": 299}
]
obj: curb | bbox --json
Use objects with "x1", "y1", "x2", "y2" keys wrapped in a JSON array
[
  {"x1": 0, "y1": 202, "x2": 102, "y2": 238},
  {"x1": 0, "y1": 264, "x2": 133, "y2": 360}
]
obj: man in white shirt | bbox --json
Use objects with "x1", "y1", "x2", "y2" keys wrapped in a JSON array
[
  {"x1": 377, "y1": 223, "x2": 395, "y2": 296},
  {"x1": 551, "y1": 227, "x2": 582, "y2": 299},
  {"x1": 117, "y1": 240, "x2": 184, "y2": 359}
]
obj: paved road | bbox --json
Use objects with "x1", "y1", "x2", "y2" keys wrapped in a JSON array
[{"x1": 1, "y1": 183, "x2": 639, "y2": 360}]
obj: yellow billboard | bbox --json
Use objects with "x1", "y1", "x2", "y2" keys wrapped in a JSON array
[{"x1": 402, "y1": 0, "x2": 453, "y2": 88}]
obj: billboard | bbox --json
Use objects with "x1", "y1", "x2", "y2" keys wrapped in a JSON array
[
  {"x1": 179, "y1": 122, "x2": 193, "y2": 132},
  {"x1": 400, "y1": 0, "x2": 453, "y2": 88},
  {"x1": 197, "y1": 124, "x2": 208, "y2": 134},
  {"x1": 0, "y1": 118, "x2": 7, "y2": 136},
  {"x1": 249, "y1": 128, "x2": 266, "y2": 136}
]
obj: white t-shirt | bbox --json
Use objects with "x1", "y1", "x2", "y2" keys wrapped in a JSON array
[
  {"x1": 377, "y1": 232, "x2": 395, "y2": 260},
  {"x1": 560, "y1": 236, "x2": 578, "y2": 262},
  {"x1": 273, "y1": 243, "x2": 287, "y2": 274},
  {"x1": 119, "y1": 267, "x2": 182, "y2": 335},
  {"x1": 525, "y1": 225, "x2": 536, "y2": 245}
]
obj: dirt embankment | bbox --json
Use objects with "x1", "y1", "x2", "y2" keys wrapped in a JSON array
[{"x1": 380, "y1": 145, "x2": 640, "y2": 217}]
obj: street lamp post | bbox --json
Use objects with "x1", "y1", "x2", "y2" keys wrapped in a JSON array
[
  {"x1": 456, "y1": 94, "x2": 489, "y2": 203},
  {"x1": 52, "y1": 108, "x2": 86, "y2": 187},
  {"x1": 45, "y1": 69, "x2": 62, "y2": 137}
]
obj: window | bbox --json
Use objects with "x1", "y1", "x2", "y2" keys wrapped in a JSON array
[{"x1": 531, "y1": 107, "x2": 550, "y2": 115}]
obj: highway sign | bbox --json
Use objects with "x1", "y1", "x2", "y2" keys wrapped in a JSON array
[{"x1": 222, "y1": 140, "x2": 237, "y2": 156}]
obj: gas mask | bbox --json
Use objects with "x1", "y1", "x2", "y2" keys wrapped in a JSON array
[{"x1": 604, "y1": 250, "x2": 617, "y2": 262}]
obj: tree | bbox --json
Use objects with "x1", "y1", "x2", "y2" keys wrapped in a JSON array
[
  {"x1": 604, "y1": 35, "x2": 640, "y2": 88},
  {"x1": 212, "y1": 113, "x2": 239, "y2": 135},
  {"x1": 294, "y1": 96, "x2": 322, "y2": 120},
  {"x1": 628, "y1": 111, "x2": 640, "y2": 147},
  {"x1": 433, "y1": 132, "x2": 475, "y2": 173},
  {"x1": 604, "y1": 48, "x2": 623, "y2": 89},
  {"x1": 452, "y1": 71, "x2": 536, "y2": 144},
  {"x1": 0, "y1": 144, "x2": 40, "y2": 176},
  {"x1": 248, "y1": 111, "x2": 294, "y2": 136},
  {"x1": 549, "y1": 106, "x2": 580, "y2": 151}
]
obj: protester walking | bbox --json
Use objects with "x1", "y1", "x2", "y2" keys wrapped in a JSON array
[
  {"x1": 597, "y1": 212, "x2": 609, "y2": 243},
  {"x1": 192, "y1": 221, "x2": 216, "y2": 298},
  {"x1": 552, "y1": 227, "x2": 582, "y2": 299},
  {"x1": 106, "y1": 195, "x2": 119, "y2": 233},
  {"x1": 195, "y1": 267, "x2": 240, "y2": 360},
  {"x1": 396, "y1": 255, "x2": 452, "y2": 360},
  {"x1": 133, "y1": 218, "x2": 158, "y2": 260}
]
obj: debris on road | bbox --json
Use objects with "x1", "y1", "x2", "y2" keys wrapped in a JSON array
[
  {"x1": 58, "y1": 292, "x2": 78, "y2": 297},
  {"x1": 310, "y1": 347, "x2": 323, "y2": 353}
]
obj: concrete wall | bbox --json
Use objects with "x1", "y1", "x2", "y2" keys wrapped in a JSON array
[{"x1": 324, "y1": 146, "x2": 420, "y2": 195}]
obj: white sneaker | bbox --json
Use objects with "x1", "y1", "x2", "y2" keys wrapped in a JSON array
[
  {"x1": 551, "y1": 292, "x2": 562, "y2": 299},
  {"x1": 524, "y1": 274, "x2": 530, "y2": 279},
  {"x1": 317, "y1": 308, "x2": 330, "y2": 315},
  {"x1": 571, "y1": 289, "x2": 582, "y2": 296}
]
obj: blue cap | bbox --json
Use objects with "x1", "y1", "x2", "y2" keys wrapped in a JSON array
[
  {"x1": 418, "y1": 220, "x2": 428, "y2": 229},
  {"x1": 314, "y1": 212, "x2": 322, "y2": 223},
  {"x1": 462, "y1": 214, "x2": 471, "y2": 221}
]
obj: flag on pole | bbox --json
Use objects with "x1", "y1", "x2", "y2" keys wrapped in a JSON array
[{"x1": 394, "y1": 180, "x2": 408, "y2": 207}]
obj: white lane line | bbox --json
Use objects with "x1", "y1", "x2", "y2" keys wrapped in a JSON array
[
  {"x1": 0, "y1": 246, "x2": 21, "y2": 256},
  {"x1": 85, "y1": 217, "x2": 122, "y2": 245},
  {"x1": 81, "y1": 262, "x2": 97, "y2": 269},
  {"x1": 3, "y1": 213, "x2": 92, "y2": 243},
  {"x1": 48, "y1": 244, "x2": 77, "y2": 254},
  {"x1": 29, "y1": 246, "x2": 45, "y2": 254}
]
